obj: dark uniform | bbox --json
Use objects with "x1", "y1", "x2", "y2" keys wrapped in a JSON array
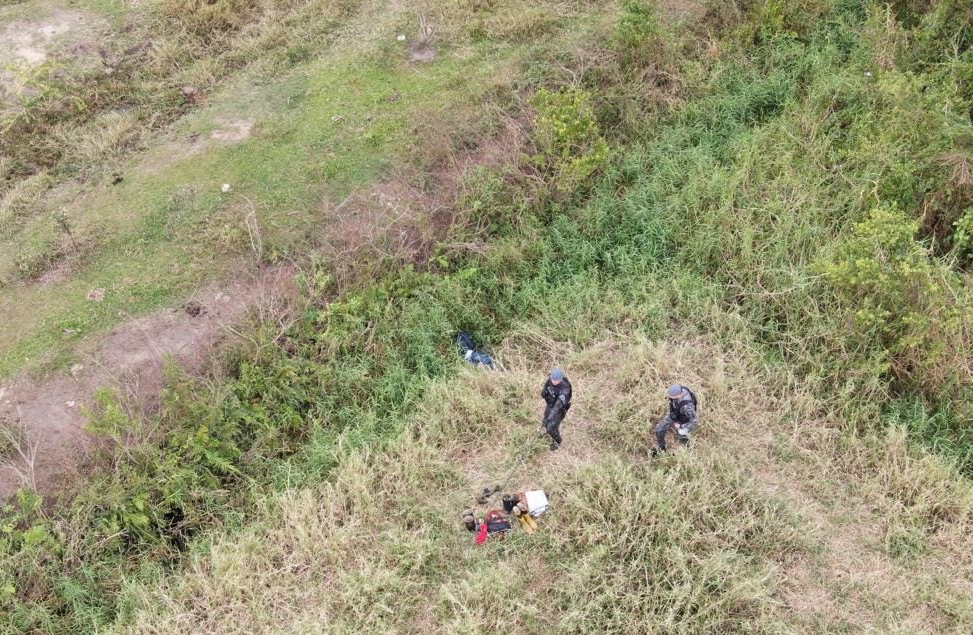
[
  {"x1": 541, "y1": 376, "x2": 572, "y2": 450},
  {"x1": 655, "y1": 387, "x2": 698, "y2": 450}
]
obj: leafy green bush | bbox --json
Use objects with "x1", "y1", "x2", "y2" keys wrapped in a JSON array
[
  {"x1": 530, "y1": 88, "x2": 610, "y2": 199},
  {"x1": 817, "y1": 206, "x2": 968, "y2": 391},
  {"x1": 615, "y1": 0, "x2": 663, "y2": 65},
  {"x1": 952, "y1": 207, "x2": 973, "y2": 261}
]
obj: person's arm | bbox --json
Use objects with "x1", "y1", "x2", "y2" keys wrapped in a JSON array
[
  {"x1": 680, "y1": 402, "x2": 698, "y2": 429},
  {"x1": 545, "y1": 392, "x2": 568, "y2": 427}
]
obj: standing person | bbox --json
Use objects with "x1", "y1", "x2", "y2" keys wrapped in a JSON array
[
  {"x1": 541, "y1": 368, "x2": 572, "y2": 451},
  {"x1": 652, "y1": 384, "x2": 698, "y2": 456}
]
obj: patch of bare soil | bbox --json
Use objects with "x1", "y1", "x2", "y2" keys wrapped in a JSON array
[
  {"x1": 408, "y1": 40, "x2": 436, "y2": 62},
  {"x1": 317, "y1": 117, "x2": 527, "y2": 285},
  {"x1": 0, "y1": 265, "x2": 296, "y2": 498},
  {"x1": 0, "y1": 9, "x2": 105, "y2": 107},
  {"x1": 35, "y1": 260, "x2": 72, "y2": 287},
  {"x1": 209, "y1": 118, "x2": 254, "y2": 144},
  {"x1": 139, "y1": 118, "x2": 256, "y2": 175}
]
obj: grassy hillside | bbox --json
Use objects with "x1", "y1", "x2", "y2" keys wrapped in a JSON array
[
  {"x1": 109, "y1": 336, "x2": 973, "y2": 633},
  {"x1": 3, "y1": 0, "x2": 973, "y2": 633},
  {"x1": 0, "y1": 0, "x2": 601, "y2": 377}
]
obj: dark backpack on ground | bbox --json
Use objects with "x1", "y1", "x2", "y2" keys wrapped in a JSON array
[{"x1": 456, "y1": 331, "x2": 476, "y2": 352}]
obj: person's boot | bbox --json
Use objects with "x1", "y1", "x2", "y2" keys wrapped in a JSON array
[
  {"x1": 679, "y1": 436, "x2": 690, "y2": 448},
  {"x1": 550, "y1": 441, "x2": 560, "y2": 451},
  {"x1": 651, "y1": 446, "x2": 664, "y2": 458}
]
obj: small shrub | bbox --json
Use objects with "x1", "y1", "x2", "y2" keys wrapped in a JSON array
[
  {"x1": 0, "y1": 172, "x2": 52, "y2": 241},
  {"x1": 614, "y1": 0, "x2": 663, "y2": 65},
  {"x1": 456, "y1": 166, "x2": 532, "y2": 236},
  {"x1": 952, "y1": 207, "x2": 973, "y2": 261},
  {"x1": 83, "y1": 389, "x2": 141, "y2": 446},
  {"x1": 13, "y1": 243, "x2": 59, "y2": 282},
  {"x1": 530, "y1": 87, "x2": 609, "y2": 199},
  {"x1": 817, "y1": 205, "x2": 968, "y2": 391}
]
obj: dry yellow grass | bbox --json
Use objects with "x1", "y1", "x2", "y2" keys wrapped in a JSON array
[{"x1": 108, "y1": 330, "x2": 973, "y2": 634}]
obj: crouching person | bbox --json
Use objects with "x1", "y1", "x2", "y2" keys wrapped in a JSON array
[{"x1": 652, "y1": 384, "x2": 698, "y2": 456}]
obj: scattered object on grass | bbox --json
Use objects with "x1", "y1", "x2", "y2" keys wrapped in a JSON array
[
  {"x1": 455, "y1": 331, "x2": 496, "y2": 369},
  {"x1": 461, "y1": 509, "x2": 476, "y2": 532},
  {"x1": 87, "y1": 288, "x2": 106, "y2": 302},
  {"x1": 221, "y1": 183, "x2": 232, "y2": 193},
  {"x1": 502, "y1": 493, "x2": 517, "y2": 513},
  {"x1": 476, "y1": 485, "x2": 497, "y2": 505},
  {"x1": 518, "y1": 513, "x2": 537, "y2": 533},
  {"x1": 483, "y1": 509, "x2": 511, "y2": 538},
  {"x1": 396, "y1": 34, "x2": 406, "y2": 41},
  {"x1": 525, "y1": 490, "x2": 549, "y2": 517}
]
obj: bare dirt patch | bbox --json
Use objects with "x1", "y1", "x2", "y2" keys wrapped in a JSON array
[
  {"x1": 317, "y1": 117, "x2": 527, "y2": 285},
  {"x1": 209, "y1": 118, "x2": 255, "y2": 144},
  {"x1": 35, "y1": 260, "x2": 72, "y2": 287},
  {"x1": 408, "y1": 40, "x2": 436, "y2": 62},
  {"x1": 139, "y1": 117, "x2": 256, "y2": 175},
  {"x1": 0, "y1": 9, "x2": 105, "y2": 106},
  {"x1": 0, "y1": 265, "x2": 296, "y2": 498}
]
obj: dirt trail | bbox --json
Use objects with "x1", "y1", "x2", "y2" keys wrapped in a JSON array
[
  {"x1": 0, "y1": 112, "x2": 527, "y2": 501},
  {"x1": 0, "y1": 266, "x2": 294, "y2": 498}
]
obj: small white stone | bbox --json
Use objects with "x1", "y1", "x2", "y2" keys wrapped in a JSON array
[
  {"x1": 221, "y1": 183, "x2": 232, "y2": 193},
  {"x1": 396, "y1": 34, "x2": 406, "y2": 41},
  {"x1": 66, "y1": 401, "x2": 76, "y2": 407},
  {"x1": 70, "y1": 363, "x2": 84, "y2": 377}
]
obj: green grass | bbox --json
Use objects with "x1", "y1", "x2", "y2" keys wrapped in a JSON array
[
  {"x1": 0, "y1": 30, "x2": 522, "y2": 378},
  {"x1": 0, "y1": 0, "x2": 613, "y2": 378},
  {"x1": 3, "y1": 0, "x2": 973, "y2": 633}
]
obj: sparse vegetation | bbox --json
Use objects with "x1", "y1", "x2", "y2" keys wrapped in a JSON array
[{"x1": 2, "y1": 0, "x2": 973, "y2": 634}]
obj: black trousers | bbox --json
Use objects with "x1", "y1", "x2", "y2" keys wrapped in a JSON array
[{"x1": 544, "y1": 404, "x2": 570, "y2": 447}]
